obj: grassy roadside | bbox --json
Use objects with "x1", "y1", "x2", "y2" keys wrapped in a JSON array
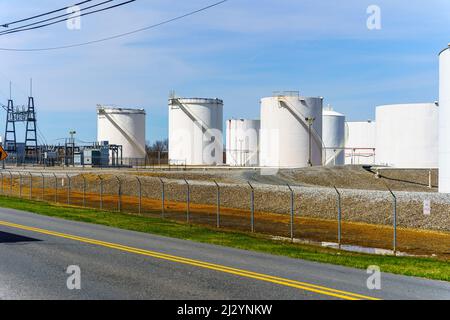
[{"x1": 0, "y1": 195, "x2": 448, "y2": 282}]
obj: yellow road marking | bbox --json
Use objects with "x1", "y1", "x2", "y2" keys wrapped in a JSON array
[{"x1": 0, "y1": 220, "x2": 380, "y2": 300}]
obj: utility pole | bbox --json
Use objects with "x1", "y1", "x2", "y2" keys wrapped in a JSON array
[
  {"x1": 305, "y1": 117, "x2": 315, "y2": 167},
  {"x1": 69, "y1": 130, "x2": 76, "y2": 167}
]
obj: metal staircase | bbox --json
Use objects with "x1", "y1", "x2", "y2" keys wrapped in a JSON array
[
  {"x1": 277, "y1": 97, "x2": 326, "y2": 165},
  {"x1": 170, "y1": 98, "x2": 215, "y2": 141}
]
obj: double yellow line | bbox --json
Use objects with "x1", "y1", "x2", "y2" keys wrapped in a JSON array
[{"x1": 0, "y1": 220, "x2": 379, "y2": 300}]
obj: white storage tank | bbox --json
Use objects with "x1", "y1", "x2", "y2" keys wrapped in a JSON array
[
  {"x1": 168, "y1": 98, "x2": 223, "y2": 166},
  {"x1": 226, "y1": 119, "x2": 260, "y2": 166},
  {"x1": 345, "y1": 121, "x2": 376, "y2": 165},
  {"x1": 439, "y1": 45, "x2": 450, "y2": 192},
  {"x1": 97, "y1": 106, "x2": 146, "y2": 161},
  {"x1": 259, "y1": 92, "x2": 323, "y2": 167},
  {"x1": 376, "y1": 103, "x2": 438, "y2": 168},
  {"x1": 322, "y1": 107, "x2": 346, "y2": 166}
]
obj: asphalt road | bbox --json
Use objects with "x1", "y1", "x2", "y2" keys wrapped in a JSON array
[{"x1": 0, "y1": 208, "x2": 448, "y2": 300}]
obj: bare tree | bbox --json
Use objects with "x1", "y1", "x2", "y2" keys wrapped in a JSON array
[{"x1": 146, "y1": 139, "x2": 168, "y2": 153}]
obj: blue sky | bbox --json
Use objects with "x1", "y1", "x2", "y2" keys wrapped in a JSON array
[{"x1": 0, "y1": 0, "x2": 449, "y2": 145}]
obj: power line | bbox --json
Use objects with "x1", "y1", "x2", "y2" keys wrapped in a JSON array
[
  {"x1": 37, "y1": 125, "x2": 49, "y2": 146},
  {"x1": 1, "y1": 0, "x2": 93, "y2": 28},
  {"x1": 0, "y1": 0, "x2": 116, "y2": 36},
  {"x1": 0, "y1": 0, "x2": 230, "y2": 52},
  {"x1": 0, "y1": 0, "x2": 135, "y2": 37}
]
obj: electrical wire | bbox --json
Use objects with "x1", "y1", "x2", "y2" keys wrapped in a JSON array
[
  {"x1": 0, "y1": 0, "x2": 136, "y2": 37},
  {"x1": 0, "y1": 0, "x2": 230, "y2": 52},
  {"x1": 0, "y1": 0, "x2": 116, "y2": 36},
  {"x1": 37, "y1": 124, "x2": 49, "y2": 146},
  {"x1": 1, "y1": 1, "x2": 93, "y2": 28},
  {"x1": 76, "y1": 138, "x2": 95, "y2": 144}
]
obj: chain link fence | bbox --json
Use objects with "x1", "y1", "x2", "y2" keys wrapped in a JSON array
[{"x1": 0, "y1": 170, "x2": 449, "y2": 257}]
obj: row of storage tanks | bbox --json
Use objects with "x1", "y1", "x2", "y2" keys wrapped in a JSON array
[
  {"x1": 95, "y1": 99, "x2": 438, "y2": 169},
  {"x1": 167, "y1": 95, "x2": 439, "y2": 169}
]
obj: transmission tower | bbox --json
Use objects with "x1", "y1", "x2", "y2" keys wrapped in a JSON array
[
  {"x1": 25, "y1": 95, "x2": 38, "y2": 158},
  {"x1": 2, "y1": 80, "x2": 39, "y2": 162},
  {"x1": 4, "y1": 98, "x2": 17, "y2": 152}
]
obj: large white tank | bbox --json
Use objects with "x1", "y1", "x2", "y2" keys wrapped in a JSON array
[
  {"x1": 97, "y1": 106, "x2": 146, "y2": 160},
  {"x1": 168, "y1": 98, "x2": 223, "y2": 165},
  {"x1": 376, "y1": 103, "x2": 438, "y2": 168},
  {"x1": 322, "y1": 107, "x2": 346, "y2": 166},
  {"x1": 345, "y1": 121, "x2": 376, "y2": 165},
  {"x1": 226, "y1": 119, "x2": 260, "y2": 166},
  {"x1": 439, "y1": 45, "x2": 450, "y2": 192},
  {"x1": 259, "y1": 92, "x2": 323, "y2": 167}
]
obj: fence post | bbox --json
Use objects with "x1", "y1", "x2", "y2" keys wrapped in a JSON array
[
  {"x1": 386, "y1": 186, "x2": 397, "y2": 255},
  {"x1": 380, "y1": 180, "x2": 398, "y2": 255},
  {"x1": 29, "y1": 172, "x2": 33, "y2": 200},
  {"x1": 53, "y1": 173, "x2": 58, "y2": 203},
  {"x1": 184, "y1": 179, "x2": 190, "y2": 224},
  {"x1": 287, "y1": 184, "x2": 294, "y2": 242},
  {"x1": 115, "y1": 176, "x2": 122, "y2": 212},
  {"x1": 248, "y1": 181, "x2": 255, "y2": 233},
  {"x1": 9, "y1": 171, "x2": 12, "y2": 196},
  {"x1": 214, "y1": 180, "x2": 220, "y2": 228},
  {"x1": 0, "y1": 172, "x2": 3, "y2": 195},
  {"x1": 98, "y1": 175, "x2": 104, "y2": 210},
  {"x1": 136, "y1": 176, "x2": 142, "y2": 214},
  {"x1": 159, "y1": 178, "x2": 165, "y2": 218},
  {"x1": 41, "y1": 173, "x2": 45, "y2": 201},
  {"x1": 333, "y1": 186, "x2": 342, "y2": 249},
  {"x1": 82, "y1": 175, "x2": 86, "y2": 207},
  {"x1": 18, "y1": 172, "x2": 22, "y2": 198},
  {"x1": 66, "y1": 174, "x2": 71, "y2": 205},
  {"x1": 428, "y1": 169, "x2": 432, "y2": 189}
]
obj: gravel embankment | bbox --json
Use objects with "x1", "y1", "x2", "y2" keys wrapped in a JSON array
[{"x1": 9, "y1": 166, "x2": 450, "y2": 232}]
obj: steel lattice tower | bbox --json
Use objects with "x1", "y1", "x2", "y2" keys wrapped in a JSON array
[
  {"x1": 4, "y1": 99, "x2": 17, "y2": 152},
  {"x1": 25, "y1": 96, "x2": 38, "y2": 157}
]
